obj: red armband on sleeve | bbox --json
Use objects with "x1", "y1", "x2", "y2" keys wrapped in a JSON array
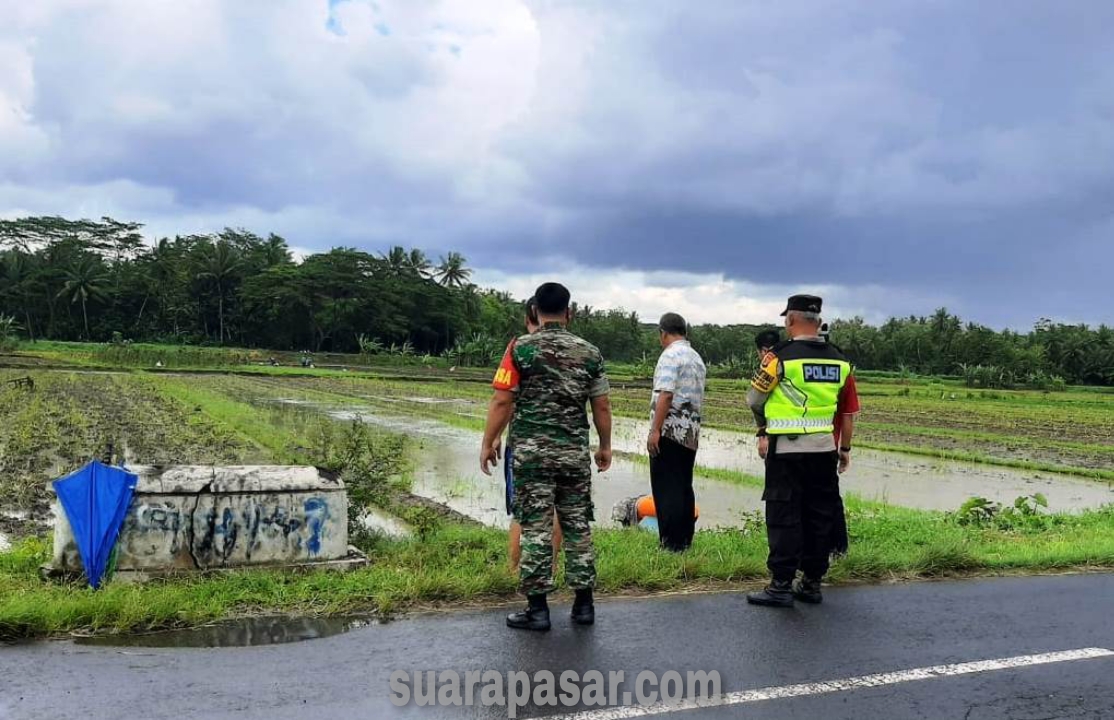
[
  {"x1": 492, "y1": 341, "x2": 520, "y2": 391},
  {"x1": 838, "y1": 374, "x2": 861, "y2": 415}
]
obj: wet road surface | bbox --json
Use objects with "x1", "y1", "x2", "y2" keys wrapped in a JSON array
[{"x1": 4, "y1": 573, "x2": 1112, "y2": 719}]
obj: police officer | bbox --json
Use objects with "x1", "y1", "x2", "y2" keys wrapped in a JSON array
[
  {"x1": 745, "y1": 294, "x2": 853, "y2": 607},
  {"x1": 480, "y1": 282, "x2": 613, "y2": 631},
  {"x1": 754, "y1": 329, "x2": 781, "y2": 358}
]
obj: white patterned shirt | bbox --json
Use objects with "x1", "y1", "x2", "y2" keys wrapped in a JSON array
[{"x1": 651, "y1": 339, "x2": 707, "y2": 450}]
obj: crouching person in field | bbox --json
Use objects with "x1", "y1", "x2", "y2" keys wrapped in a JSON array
[{"x1": 480, "y1": 282, "x2": 612, "y2": 632}]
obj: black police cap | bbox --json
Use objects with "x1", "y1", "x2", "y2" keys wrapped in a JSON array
[
  {"x1": 780, "y1": 294, "x2": 823, "y2": 317},
  {"x1": 754, "y1": 329, "x2": 781, "y2": 349}
]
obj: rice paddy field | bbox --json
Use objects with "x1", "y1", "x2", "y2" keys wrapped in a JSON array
[
  {"x1": 0, "y1": 372, "x2": 259, "y2": 516},
  {"x1": 2, "y1": 360, "x2": 1113, "y2": 527},
  {"x1": 1, "y1": 352, "x2": 1113, "y2": 639},
  {"x1": 233, "y1": 367, "x2": 1114, "y2": 479}
]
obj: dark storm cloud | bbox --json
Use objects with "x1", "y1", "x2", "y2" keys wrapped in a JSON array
[
  {"x1": 3, "y1": 1, "x2": 1113, "y2": 327},
  {"x1": 483, "y1": 0, "x2": 1114, "y2": 325}
]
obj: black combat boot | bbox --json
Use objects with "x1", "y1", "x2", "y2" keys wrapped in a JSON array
[
  {"x1": 571, "y1": 588, "x2": 595, "y2": 626},
  {"x1": 746, "y1": 579, "x2": 795, "y2": 608},
  {"x1": 507, "y1": 593, "x2": 551, "y2": 631},
  {"x1": 792, "y1": 576, "x2": 823, "y2": 604}
]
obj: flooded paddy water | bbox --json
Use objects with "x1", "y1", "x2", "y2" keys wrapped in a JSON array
[
  {"x1": 612, "y1": 419, "x2": 1114, "y2": 513},
  {"x1": 322, "y1": 406, "x2": 763, "y2": 529},
  {"x1": 283, "y1": 394, "x2": 1112, "y2": 529}
]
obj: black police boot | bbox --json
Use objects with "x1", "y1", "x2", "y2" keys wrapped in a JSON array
[
  {"x1": 792, "y1": 576, "x2": 823, "y2": 604},
  {"x1": 507, "y1": 593, "x2": 551, "y2": 631},
  {"x1": 571, "y1": 588, "x2": 595, "y2": 626},
  {"x1": 746, "y1": 579, "x2": 795, "y2": 608}
]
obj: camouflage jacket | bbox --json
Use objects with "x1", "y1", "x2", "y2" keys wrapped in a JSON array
[{"x1": 492, "y1": 323, "x2": 609, "y2": 472}]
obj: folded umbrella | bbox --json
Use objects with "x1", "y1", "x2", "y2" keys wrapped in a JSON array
[{"x1": 53, "y1": 460, "x2": 138, "y2": 589}]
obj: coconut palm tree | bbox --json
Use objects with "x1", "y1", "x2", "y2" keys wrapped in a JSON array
[
  {"x1": 196, "y1": 241, "x2": 243, "y2": 344},
  {"x1": 262, "y1": 234, "x2": 292, "y2": 267},
  {"x1": 406, "y1": 249, "x2": 433, "y2": 278},
  {"x1": 56, "y1": 255, "x2": 109, "y2": 340},
  {"x1": 383, "y1": 246, "x2": 408, "y2": 275},
  {"x1": 436, "y1": 252, "x2": 472, "y2": 288}
]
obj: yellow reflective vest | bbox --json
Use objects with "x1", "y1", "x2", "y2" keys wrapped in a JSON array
[{"x1": 759, "y1": 339, "x2": 850, "y2": 435}]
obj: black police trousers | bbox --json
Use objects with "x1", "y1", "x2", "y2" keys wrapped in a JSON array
[
  {"x1": 763, "y1": 450, "x2": 842, "y2": 582},
  {"x1": 649, "y1": 436, "x2": 697, "y2": 552}
]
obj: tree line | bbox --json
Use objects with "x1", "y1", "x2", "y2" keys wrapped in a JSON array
[
  {"x1": 0, "y1": 216, "x2": 516, "y2": 357},
  {"x1": 1, "y1": 216, "x2": 1112, "y2": 386}
]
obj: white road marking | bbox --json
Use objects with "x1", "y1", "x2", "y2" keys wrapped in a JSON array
[{"x1": 537, "y1": 647, "x2": 1114, "y2": 720}]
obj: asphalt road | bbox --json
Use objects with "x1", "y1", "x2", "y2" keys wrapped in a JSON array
[{"x1": 3, "y1": 574, "x2": 1113, "y2": 720}]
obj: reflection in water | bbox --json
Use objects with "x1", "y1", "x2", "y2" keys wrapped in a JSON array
[
  {"x1": 314, "y1": 402, "x2": 763, "y2": 529},
  {"x1": 74, "y1": 615, "x2": 374, "y2": 648},
  {"x1": 282, "y1": 397, "x2": 1113, "y2": 521},
  {"x1": 405, "y1": 433, "x2": 764, "y2": 530},
  {"x1": 610, "y1": 419, "x2": 1114, "y2": 512}
]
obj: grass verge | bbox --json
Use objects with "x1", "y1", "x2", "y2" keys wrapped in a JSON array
[
  {"x1": 4, "y1": 369, "x2": 1112, "y2": 641},
  {"x1": 4, "y1": 501, "x2": 1114, "y2": 640}
]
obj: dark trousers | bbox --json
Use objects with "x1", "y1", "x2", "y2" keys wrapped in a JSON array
[
  {"x1": 830, "y1": 495, "x2": 849, "y2": 556},
  {"x1": 649, "y1": 437, "x2": 697, "y2": 552},
  {"x1": 763, "y1": 450, "x2": 841, "y2": 581}
]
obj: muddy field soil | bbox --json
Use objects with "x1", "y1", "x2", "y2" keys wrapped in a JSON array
[
  {"x1": 4, "y1": 370, "x2": 1111, "y2": 550},
  {"x1": 855, "y1": 424, "x2": 1114, "y2": 473},
  {"x1": 0, "y1": 372, "x2": 262, "y2": 519}
]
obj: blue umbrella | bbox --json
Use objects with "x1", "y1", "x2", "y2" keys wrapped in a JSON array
[{"x1": 53, "y1": 460, "x2": 138, "y2": 589}]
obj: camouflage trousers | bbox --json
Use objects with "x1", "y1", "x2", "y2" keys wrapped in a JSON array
[{"x1": 513, "y1": 468, "x2": 596, "y2": 596}]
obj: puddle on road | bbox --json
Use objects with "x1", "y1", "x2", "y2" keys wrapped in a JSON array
[
  {"x1": 611, "y1": 419, "x2": 1114, "y2": 512},
  {"x1": 74, "y1": 615, "x2": 375, "y2": 648}
]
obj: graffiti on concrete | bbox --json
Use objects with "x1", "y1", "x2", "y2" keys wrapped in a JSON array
[
  {"x1": 192, "y1": 495, "x2": 339, "y2": 567},
  {"x1": 54, "y1": 466, "x2": 348, "y2": 575},
  {"x1": 304, "y1": 498, "x2": 330, "y2": 555}
]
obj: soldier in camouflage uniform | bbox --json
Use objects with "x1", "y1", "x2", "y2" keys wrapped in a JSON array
[{"x1": 481, "y1": 282, "x2": 613, "y2": 632}]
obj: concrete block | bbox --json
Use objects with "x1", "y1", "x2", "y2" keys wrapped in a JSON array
[{"x1": 52, "y1": 465, "x2": 349, "y2": 577}]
